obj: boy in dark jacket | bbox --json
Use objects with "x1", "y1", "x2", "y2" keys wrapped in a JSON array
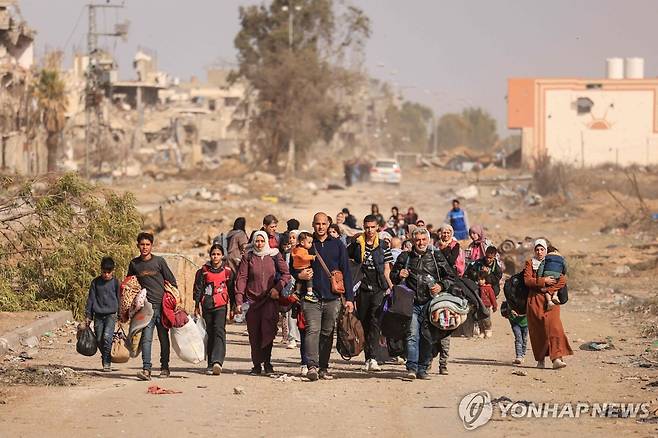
[{"x1": 84, "y1": 256, "x2": 120, "y2": 372}]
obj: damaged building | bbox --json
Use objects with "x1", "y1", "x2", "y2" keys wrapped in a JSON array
[{"x1": 0, "y1": 0, "x2": 44, "y2": 175}]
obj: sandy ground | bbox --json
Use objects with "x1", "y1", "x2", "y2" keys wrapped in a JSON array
[{"x1": 2, "y1": 167, "x2": 658, "y2": 437}]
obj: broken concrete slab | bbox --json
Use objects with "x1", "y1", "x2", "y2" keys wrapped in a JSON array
[
  {"x1": 455, "y1": 185, "x2": 479, "y2": 200},
  {"x1": 0, "y1": 310, "x2": 73, "y2": 357}
]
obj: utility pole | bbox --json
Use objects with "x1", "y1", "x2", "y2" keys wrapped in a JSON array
[
  {"x1": 85, "y1": 2, "x2": 126, "y2": 178},
  {"x1": 283, "y1": 3, "x2": 301, "y2": 174}
]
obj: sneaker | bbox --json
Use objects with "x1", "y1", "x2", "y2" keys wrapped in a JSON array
[
  {"x1": 369, "y1": 359, "x2": 382, "y2": 372},
  {"x1": 484, "y1": 330, "x2": 493, "y2": 338},
  {"x1": 536, "y1": 360, "x2": 546, "y2": 369},
  {"x1": 137, "y1": 369, "x2": 151, "y2": 381},
  {"x1": 102, "y1": 364, "x2": 111, "y2": 372},
  {"x1": 416, "y1": 371, "x2": 431, "y2": 380},
  {"x1": 363, "y1": 359, "x2": 371, "y2": 372},
  {"x1": 439, "y1": 366, "x2": 448, "y2": 375},
  {"x1": 307, "y1": 367, "x2": 319, "y2": 381},
  {"x1": 205, "y1": 368, "x2": 213, "y2": 375},
  {"x1": 212, "y1": 363, "x2": 222, "y2": 375},
  {"x1": 552, "y1": 358, "x2": 567, "y2": 369},
  {"x1": 249, "y1": 366, "x2": 262, "y2": 376},
  {"x1": 159, "y1": 368, "x2": 170, "y2": 378},
  {"x1": 286, "y1": 339, "x2": 297, "y2": 349},
  {"x1": 300, "y1": 365, "x2": 308, "y2": 377},
  {"x1": 319, "y1": 369, "x2": 334, "y2": 380},
  {"x1": 395, "y1": 356, "x2": 406, "y2": 365},
  {"x1": 263, "y1": 364, "x2": 275, "y2": 376},
  {"x1": 405, "y1": 370, "x2": 417, "y2": 380},
  {"x1": 513, "y1": 357, "x2": 523, "y2": 365}
]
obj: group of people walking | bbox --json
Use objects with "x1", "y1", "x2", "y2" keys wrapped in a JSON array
[{"x1": 82, "y1": 201, "x2": 573, "y2": 382}]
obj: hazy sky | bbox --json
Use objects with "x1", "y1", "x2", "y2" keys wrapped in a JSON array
[{"x1": 18, "y1": 0, "x2": 658, "y2": 133}]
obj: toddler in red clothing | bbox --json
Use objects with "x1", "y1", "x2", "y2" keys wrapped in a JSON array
[{"x1": 477, "y1": 271, "x2": 498, "y2": 338}]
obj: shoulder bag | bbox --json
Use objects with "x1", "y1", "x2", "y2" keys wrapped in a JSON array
[{"x1": 314, "y1": 244, "x2": 345, "y2": 295}]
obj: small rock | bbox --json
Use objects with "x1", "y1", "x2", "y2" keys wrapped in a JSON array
[
  {"x1": 21, "y1": 336, "x2": 39, "y2": 348},
  {"x1": 226, "y1": 183, "x2": 248, "y2": 196},
  {"x1": 233, "y1": 386, "x2": 245, "y2": 395},
  {"x1": 614, "y1": 265, "x2": 631, "y2": 277},
  {"x1": 512, "y1": 370, "x2": 528, "y2": 376}
]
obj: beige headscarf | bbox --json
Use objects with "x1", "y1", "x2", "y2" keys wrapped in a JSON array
[{"x1": 249, "y1": 230, "x2": 280, "y2": 258}]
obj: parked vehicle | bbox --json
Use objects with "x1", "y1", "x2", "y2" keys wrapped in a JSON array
[{"x1": 369, "y1": 159, "x2": 401, "y2": 184}]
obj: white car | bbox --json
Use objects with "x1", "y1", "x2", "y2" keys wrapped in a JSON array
[{"x1": 369, "y1": 159, "x2": 402, "y2": 184}]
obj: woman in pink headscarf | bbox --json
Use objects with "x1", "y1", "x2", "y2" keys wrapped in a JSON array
[{"x1": 465, "y1": 224, "x2": 491, "y2": 266}]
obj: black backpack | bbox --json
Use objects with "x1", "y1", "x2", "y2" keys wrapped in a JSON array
[{"x1": 503, "y1": 271, "x2": 528, "y2": 315}]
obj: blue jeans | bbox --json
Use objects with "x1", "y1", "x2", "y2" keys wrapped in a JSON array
[
  {"x1": 511, "y1": 322, "x2": 528, "y2": 358},
  {"x1": 140, "y1": 305, "x2": 170, "y2": 371},
  {"x1": 406, "y1": 303, "x2": 433, "y2": 373},
  {"x1": 94, "y1": 313, "x2": 116, "y2": 366}
]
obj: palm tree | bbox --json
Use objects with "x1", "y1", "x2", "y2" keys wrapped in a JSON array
[{"x1": 35, "y1": 66, "x2": 67, "y2": 172}]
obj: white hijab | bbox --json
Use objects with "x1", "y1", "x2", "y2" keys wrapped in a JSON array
[
  {"x1": 532, "y1": 239, "x2": 548, "y2": 270},
  {"x1": 249, "y1": 230, "x2": 279, "y2": 258}
]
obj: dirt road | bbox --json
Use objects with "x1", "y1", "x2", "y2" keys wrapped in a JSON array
[{"x1": 2, "y1": 171, "x2": 658, "y2": 437}]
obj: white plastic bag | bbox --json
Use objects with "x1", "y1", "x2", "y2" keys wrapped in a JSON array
[
  {"x1": 170, "y1": 318, "x2": 205, "y2": 364},
  {"x1": 195, "y1": 316, "x2": 208, "y2": 359}
]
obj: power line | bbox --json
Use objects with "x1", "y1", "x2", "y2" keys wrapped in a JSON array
[{"x1": 62, "y1": 6, "x2": 85, "y2": 53}]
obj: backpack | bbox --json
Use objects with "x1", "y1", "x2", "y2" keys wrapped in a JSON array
[
  {"x1": 336, "y1": 300, "x2": 365, "y2": 360},
  {"x1": 213, "y1": 233, "x2": 229, "y2": 251},
  {"x1": 503, "y1": 270, "x2": 528, "y2": 315},
  {"x1": 201, "y1": 265, "x2": 232, "y2": 311},
  {"x1": 378, "y1": 283, "x2": 415, "y2": 340}
]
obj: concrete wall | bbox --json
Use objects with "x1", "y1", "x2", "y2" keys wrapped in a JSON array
[{"x1": 544, "y1": 89, "x2": 658, "y2": 166}]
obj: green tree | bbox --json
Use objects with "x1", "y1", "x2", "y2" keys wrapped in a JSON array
[
  {"x1": 461, "y1": 107, "x2": 498, "y2": 150},
  {"x1": 0, "y1": 174, "x2": 142, "y2": 318},
  {"x1": 232, "y1": 0, "x2": 370, "y2": 172},
  {"x1": 435, "y1": 113, "x2": 468, "y2": 150},
  {"x1": 34, "y1": 55, "x2": 67, "y2": 172},
  {"x1": 435, "y1": 107, "x2": 498, "y2": 151},
  {"x1": 383, "y1": 101, "x2": 433, "y2": 153}
]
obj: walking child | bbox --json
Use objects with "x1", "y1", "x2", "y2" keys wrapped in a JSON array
[
  {"x1": 477, "y1": 270, "x2": 497, "y2": 338},
  {"x1": 501, "y1": 301, "x2": 528, "y2": 364},
  {"x1": 291, "y1": 232, "x2": 316, "y2": 298},
  {"x1": 83, "y1": 256, "x2": 120, "y2": 372},
  {"x1": 193, "y1": 243, "x2": 234, "y2": 375},
  {"x1": 538, "y1": 245, "x2": 567, "y2": 310}
]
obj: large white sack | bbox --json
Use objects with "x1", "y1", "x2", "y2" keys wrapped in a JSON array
[
  {"x1": 195, "y1": 316, "x2": 208, "y2": 360},
  {"x1": 171, "y1": 318, "x2": 205, "y2": 364}
]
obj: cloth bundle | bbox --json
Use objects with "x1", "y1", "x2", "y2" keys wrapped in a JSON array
[
  {"x1": 119, "y1": 276, "x2": 143, "y2": 323},
  {"x1": 427, "y1": 293, "x2": 470, "y2": 330}
]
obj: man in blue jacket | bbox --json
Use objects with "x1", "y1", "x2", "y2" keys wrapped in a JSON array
[
  {"x1": 445, "y1": 199, "x2": 469, "y2": 241},
  {"x1": 294, "y1": 212, "x2": 354, "y2": 382}
]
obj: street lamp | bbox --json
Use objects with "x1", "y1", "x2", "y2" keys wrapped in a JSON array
[{"x1": 283, "y1": 3, "x2": 302, "y2": 173}]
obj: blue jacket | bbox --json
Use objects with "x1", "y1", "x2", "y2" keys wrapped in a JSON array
[
  {"x1": 292, "y1": 235, "x2": 354, "y2": 301},
  {"x1": 446, "y1": 208, "x2": 469, "y2": 239}
]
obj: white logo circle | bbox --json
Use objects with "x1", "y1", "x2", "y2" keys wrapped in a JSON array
[{"x1": 458, "y1": 391, "x2": 493, "y2": 430}]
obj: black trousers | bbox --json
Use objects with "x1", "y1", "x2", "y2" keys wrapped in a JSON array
[
  {"x1": 356, "y1": 287, "x2": 385, "y2": 360},
  {"x1": 203, "y1": 306, "x2": 227, "y2": 367}
]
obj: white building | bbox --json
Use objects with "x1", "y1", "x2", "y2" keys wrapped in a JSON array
[{"x1": 508, "y1": 58, "x2": 658, "y2": 167}]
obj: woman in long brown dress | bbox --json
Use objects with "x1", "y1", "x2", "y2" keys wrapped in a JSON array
[{"x1": 524, "y1": 239, "x2": 573, "y2": 369}]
